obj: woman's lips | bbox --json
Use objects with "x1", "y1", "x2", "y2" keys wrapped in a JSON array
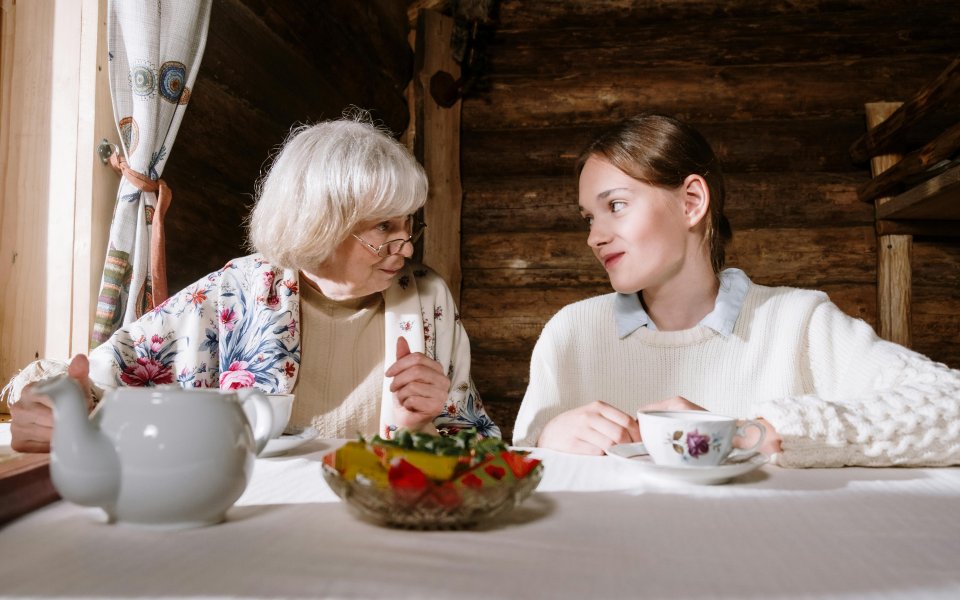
[{"x1": 602, "y1": 252, "x2": 624, "y2": 269}]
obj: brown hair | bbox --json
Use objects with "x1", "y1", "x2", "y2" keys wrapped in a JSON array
[{"x1": 576, "y1": 114, "x2": 732, "y2": 274}]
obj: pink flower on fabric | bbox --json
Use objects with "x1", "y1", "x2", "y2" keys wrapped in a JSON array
[
  {"x1": 399, "y1": 320, "x2": 413, "y2": 332},
  {"x1": 150, "y1": 334, "x2": 164, "y2": 352},
  {"x1": 120, "y1": 357, "x2": 174, "y2": 386},
  {"x1": 686, "y1": 430, "x2": 711, "y2": 458},
  {"x1": 219, "y1": 361, "x2": 255, "y2": 389},
  {"x1": 219, "y1": 307, "x2": 238, "y2": 331}
]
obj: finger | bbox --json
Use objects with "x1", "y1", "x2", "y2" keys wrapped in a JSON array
[
  {"x1": 572, "y1": 427, "x2": 617, "y2": 454},
  {"x1": 389, "y1": 365, "x2": 449, "y2": 393},
  {"x1": 395, "y1": 391, "x2": 445, "y2": 415},
  {"x1": 68, "y1": 353, "x2": 91, "y2": 381},
  {"x1": 594, "y1": 403, "x2": 637, "y2": 429},
  {"x1": 10, "y1": 397, "x2": 54, "y2": 427},
  {"x1": 10, "y1": 438, "x2": 51, "y2": 454},
  {"x1": 68, "y1": 354, "x2": 94, "y2": 407},
  {"x1": 396, "y1": 336, "x2": 411, "y2": 359},
  {"x1": 20, "y1": 383, "x2": 54, "y2": 410},
  {"x1": 565, "y1": 437, "x2": 607, "y2": 456},
  {"x1": 385, "y1": 352, "x2": 444, "y2": 378},
  {"x1": 10, "y1": 420, "x2": 53, "y2": 453},
  {"x1": 585, "y1": 414, "x2": 634, "y2": 445}
]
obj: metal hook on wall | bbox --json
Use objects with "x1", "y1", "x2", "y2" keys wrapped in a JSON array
[{"x1": 96, "y1": 138, "x2": 120, "y2": 165}]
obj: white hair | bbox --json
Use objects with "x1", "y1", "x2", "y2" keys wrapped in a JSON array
[{"x1": 248, "y1": 111, "x2": 427, "y2": 271}]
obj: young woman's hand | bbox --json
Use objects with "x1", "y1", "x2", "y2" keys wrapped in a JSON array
[
  {"x1": 538, "y1": 401, "x2": 640, "y2": 455},
  {"x1": 10, "y1": 355, "x2": 94, "y2": 453},
  {"x1": 639, "y1": 395, "x2": 783, "y2": 455},
  {"x1": 385, "y1": 337, "x2": 450, "y2": 432}
]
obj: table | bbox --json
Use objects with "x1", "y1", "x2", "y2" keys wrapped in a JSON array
[{"x1": 2, "y1": 430, "x2": 960, "y2": 599}]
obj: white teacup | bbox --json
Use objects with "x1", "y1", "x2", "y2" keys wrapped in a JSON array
[
  {"x1": 264, "y1": 393, "x2": 295, "y2": 439},
  {"x1": 638, "y1": 410, "x2": 765, "y2": 467}
]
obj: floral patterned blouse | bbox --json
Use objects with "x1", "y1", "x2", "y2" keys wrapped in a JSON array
[{"x1": 87, "y1": 254, "x2": 500, "y2": 438}]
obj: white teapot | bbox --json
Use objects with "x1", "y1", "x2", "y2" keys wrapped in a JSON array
[{"x1": 36, "y1": 376, "x2": 273, "y2": 529}]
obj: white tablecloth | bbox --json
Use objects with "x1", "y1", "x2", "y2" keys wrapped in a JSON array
[{"x1": 2, "y1": 433, "x2": 960, "y2": 599}]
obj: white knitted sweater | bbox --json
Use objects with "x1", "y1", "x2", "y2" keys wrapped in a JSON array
[{"x1": 513, "y1": 283, "x2": 960, "y2": 467}]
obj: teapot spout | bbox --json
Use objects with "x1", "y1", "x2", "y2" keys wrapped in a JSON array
[{"x1": 37, "y1": 375, "x2": 120, "y2": 510}]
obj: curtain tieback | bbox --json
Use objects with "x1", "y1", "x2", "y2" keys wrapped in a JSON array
[{"x1": 108, "y1": 153, "x2": 171, "y2": 306}]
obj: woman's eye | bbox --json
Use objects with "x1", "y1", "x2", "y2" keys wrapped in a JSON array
[
  {"x1": 581, "y1": 215, "x2": 593, "y2": 227},
  {"x1": 610, "y1": 200, "x2": 626, "y2": 213},
  {"x1": 374, "y1": 222, "x2": 390, "y2": 233}
]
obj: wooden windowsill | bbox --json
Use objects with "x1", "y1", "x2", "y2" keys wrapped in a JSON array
[{"x1": 0, "y1": 453, "x2": 60, "y2": 525}]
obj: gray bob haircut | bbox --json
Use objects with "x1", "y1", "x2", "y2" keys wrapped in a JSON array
[{"x1": 248, "y1": 110, "x2": 428, "y2": 271}]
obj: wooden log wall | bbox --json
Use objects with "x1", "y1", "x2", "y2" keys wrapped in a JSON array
[
  {"x1": 459, "y1": 0, "x2": 960, "y2": 440},
  {"x1": 160, "y1": 0, "x2": 412, "y2": 292}
]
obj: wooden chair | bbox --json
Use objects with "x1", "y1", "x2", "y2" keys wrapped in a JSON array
[{"x1": 849, "y1": 58, "x2": 960, "y2": 347}]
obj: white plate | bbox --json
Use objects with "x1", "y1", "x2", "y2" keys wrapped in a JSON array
[{"x1": 260, "y1": 428, "x2": 320, "y2": 458}]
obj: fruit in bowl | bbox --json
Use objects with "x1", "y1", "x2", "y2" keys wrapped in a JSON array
[{"x1": 322, "y1": 429, "x2": 543, "y2": 529}]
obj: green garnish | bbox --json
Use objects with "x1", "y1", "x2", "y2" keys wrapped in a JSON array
[{"x1": 363, "y1": 428, "x2": 509, "y2": 457}]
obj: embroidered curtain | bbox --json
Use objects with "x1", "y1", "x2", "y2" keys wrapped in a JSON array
[{"x1": 92, "y1": 0, "x2": 212, "y2": 345}]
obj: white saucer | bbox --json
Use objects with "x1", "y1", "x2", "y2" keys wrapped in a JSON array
[
  {"x1": 636, "y1": 454, "x2": 768, "y2": 485},
  {"x1": 606, "y1": 443, "x2": 768, "y2": 485},
  {"x1": 604, "y1": 442, "x2": 648, "y2": 461},
  {"x1": 260, "y1": 429, "x2": 320, "y2": 457}
]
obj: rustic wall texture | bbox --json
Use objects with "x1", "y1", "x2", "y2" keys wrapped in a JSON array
[
  {"x1": 161, "y1": 0, "x2": 413, "y2": 292},
  {"x1": 458, "y1": 0, "x2": 960, "y2": 439}
]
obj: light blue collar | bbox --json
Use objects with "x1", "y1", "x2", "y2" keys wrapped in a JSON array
[{"x1": 614, "y1": 268, "x2": 751, "y2": 339}]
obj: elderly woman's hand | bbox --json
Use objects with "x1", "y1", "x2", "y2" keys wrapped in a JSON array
[
  {"x1": 385, "y1": 337, "x2": 450, "y2": 432},
  {"x1": 10, "y1": 355, "x2": 94, "y2": 453}
]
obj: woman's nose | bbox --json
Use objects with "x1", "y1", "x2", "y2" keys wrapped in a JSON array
[
  {"x1": 399, "y1": 239, "x2": 415, "y2": 258},
  {"x1": 587, "y1": 223, "x2": 609, "y2": 248}
]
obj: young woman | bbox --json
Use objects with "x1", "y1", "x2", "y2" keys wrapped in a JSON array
[
  {"x1": 7, "y1": 111, "x2": 499, "y2": 452},
  {"x1": 513, "y1": 114, "x2": 959, "y2": 467}
]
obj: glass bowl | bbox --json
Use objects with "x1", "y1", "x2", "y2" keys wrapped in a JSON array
[{"x1": 322, "y1": 461, "x2": 544, "y2": 529}]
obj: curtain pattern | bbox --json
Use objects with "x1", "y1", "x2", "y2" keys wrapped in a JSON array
[{"x1": 92, "y1": 0, "x2": 212, "y2": 345}]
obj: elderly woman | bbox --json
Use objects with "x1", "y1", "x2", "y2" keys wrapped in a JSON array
[{"x1": 6, "y1": 112, "x2": 499, "y2": 452}]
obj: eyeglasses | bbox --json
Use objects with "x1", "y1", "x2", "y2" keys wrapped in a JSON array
[{"x1": 352, "y1": 219, "x2": 426, "y2": 258}]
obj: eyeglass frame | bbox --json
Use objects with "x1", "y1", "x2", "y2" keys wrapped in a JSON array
[{"x1": 352, "y1": 218, "x2": 427, "y2": 258}]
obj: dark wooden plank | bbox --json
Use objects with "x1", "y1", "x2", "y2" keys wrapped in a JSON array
[
  {"x1": 462, "y1": 172, "x2": 874, "y2": 233},
  {"x1": 461, "y1": 118, "x2": 871, "y2": 177},
  {"x1": 0, "y1": 454, "x2": 59, "y2": 525},
  {"x1": 463, "y1": 227, "x2": 878, "y2": 288},
  {"x1": 206, "y1": 0, "x2": 358, "y2": 127},
  {"x1": 850, "y1": 59, "x2": 960, "y2": 162},
  {"x1": 875, "y1": 163, "x2": 960, "y2": 221},
  {"x1": 462, "y1": 282, "x2": 878, "y2": 356},
  {"x1": 858, "y1": 121, "x2": 960, "y2": 203},
  {"x1": 497, "y1": 0, "x2": 939, "y2": 30},
  {"x1": 232, "y1": 0, "x2": 411, "y2": 131},
  {"x1": 912, "y1": 239, "x2": 960, "y2": 289},
  {"x1": 488, "y1": 9, "x2": 960, "y2": 75},
  {"x1": 463, "y1": 57, "x2": 951, "y2": 130}
]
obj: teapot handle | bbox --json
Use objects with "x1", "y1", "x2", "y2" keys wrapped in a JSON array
[{"x1": 237, "y1": 389, "x2": 273, "y2": 455}]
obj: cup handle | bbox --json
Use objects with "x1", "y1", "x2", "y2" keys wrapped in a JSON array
[
  {"x1": 729, "y1": 419, "x2": 766, "y2": 461},
  {"x1": 238, "y1": 388, "x2": 273, "y2": 455}
]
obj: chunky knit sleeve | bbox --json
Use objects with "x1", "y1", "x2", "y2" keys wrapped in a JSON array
[{"x1": 756, "y1": 300, "x2": 960, "y2": 467}]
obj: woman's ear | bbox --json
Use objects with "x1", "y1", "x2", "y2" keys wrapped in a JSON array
[{"x1": 681, "y1": 174, "x2": 710, "y2": 229}]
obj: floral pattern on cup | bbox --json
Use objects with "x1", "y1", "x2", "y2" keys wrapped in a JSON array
[{"x1": 670, "y1": 428, "x2": 722, "y2": 461}]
